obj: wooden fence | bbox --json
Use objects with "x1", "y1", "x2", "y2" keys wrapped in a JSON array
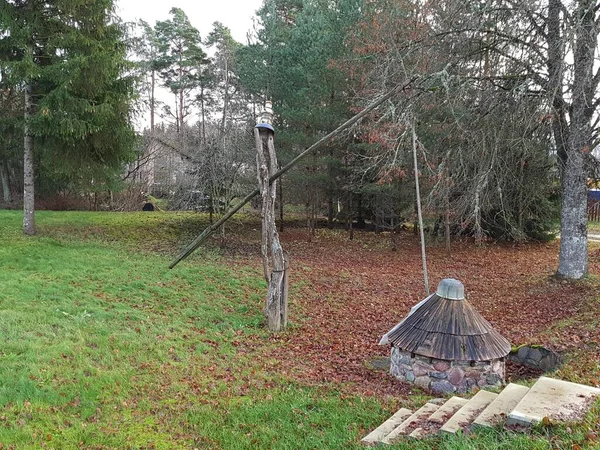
[{"x1": 588, "y1": 202, "x2": 600, "y2": 222}]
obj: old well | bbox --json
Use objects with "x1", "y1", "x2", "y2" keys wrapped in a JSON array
[{"x1": 380, "y1": 279, "x2": 511, "y2": 394}]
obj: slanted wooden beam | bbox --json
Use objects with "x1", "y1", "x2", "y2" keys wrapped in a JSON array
[{"x1": 169, "y1": 79, "x2": 418, "y2": 268}]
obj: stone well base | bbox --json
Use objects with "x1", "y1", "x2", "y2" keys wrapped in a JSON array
[{"x1": 391, "y1": 348, "x2": 505, "y2": 394}]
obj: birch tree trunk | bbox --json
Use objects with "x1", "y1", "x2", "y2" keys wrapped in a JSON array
[
  {"x1": 412, "y1": 122, "x2": 429, "y2": 295},
  {"x1": 23, "y1": 83, "x2": 35, "y2": 236},
  {"x1": 1, "y1": 161, "x2": 12, "y2": 203},
  {"x1": 255, "y1": 126, "x2": 288, "y2": 332}
]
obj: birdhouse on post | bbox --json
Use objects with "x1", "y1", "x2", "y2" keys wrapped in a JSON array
[
  {"x1": 256, "y1": 100, "x2": 275, "y2": 132},
  {"x1": 254, "y1": 101, "x2": 288, "y2": 332}
]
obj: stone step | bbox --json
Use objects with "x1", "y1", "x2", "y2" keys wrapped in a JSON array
[
  {"x1": 381, "y1": 402, "x2": 439, "y2": 444},
  {"x1": 473, "y1": 383, "x2": 530, "y2": 428},
  {"x1": 507, "y1": 376, "x2": 600, "y2": 426},
  {"x1": 407, "y1": 426, "x2": 429, "y2": 439},
  {"x1": 361, "y1": 407, "x2": 413, "y2": 446},
  {"x1": 428, "y1": 396, "x2": 470, "y2": 424},
  {"x1": 408, "y1": 396, "x2": 471, "y2": 438},
  {"x1": 440, "y1": 390, "x2": 498, "y2": 434}
]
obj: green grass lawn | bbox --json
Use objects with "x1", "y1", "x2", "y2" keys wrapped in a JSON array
[
  {"x1": 0, "y1": 210, "x2": 597, "y2": 449},
  {"x1": 588, "y1": 220, "x2": 600, "y2": 234}
]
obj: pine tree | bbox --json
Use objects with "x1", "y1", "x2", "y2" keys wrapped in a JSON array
[{"x1": 154, "y1": 8, "x2": 208, "y2": 133}]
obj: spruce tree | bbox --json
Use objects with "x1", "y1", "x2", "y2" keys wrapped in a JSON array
[{"x1": 1, "y1": 0, "x2": 136, "y2": 234}]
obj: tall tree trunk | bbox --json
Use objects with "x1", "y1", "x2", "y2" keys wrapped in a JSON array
[
  {"x1": 413, "y1": 122, "x2": 429, "y2": 295},
  {"x1": 255, "y1": 127, "x2": 288, "y2": 332},
  {"x1": 200, "y1": 84, "x2": 207, "y2": 145},
  {"x1": 23, "y1": 83, "x2": 35, "y2": 235},
  {"x1": 221, "y1": 57, "x2": 229, "y2": 136},
  {"x1": 547, "y1": 0, "x2": 569, "y2": 170},
  {"x1": 445, "y1": 182, "x2": 451, "y2": 254},
  {"x1": 1, "y1": 161, "x2": 12, "y2": 203},
  {"x1": 348, "y1": 191, "x2": 354, "y2": 240},
  {"x1": 150, "y1": 69, "x2": 156, "y2": 132},
  {"x1": 327, "y1": 195, "x2": 334, "y2": 228},
  {"x1": 178, "y1": 89, "x2": 184, "y2": 134},
  {"x1": 278, "y1": 170, "x2": 284, "y2": 232},
  {"x1": 178, "y1": 48, "x2": 184, "y2": 134},
  {"x1": 557, "y1": 0, "x2": 596, "y2": 279},
  {"x1": 327, "y1": 145, "x2": 334, "y2": 228}
]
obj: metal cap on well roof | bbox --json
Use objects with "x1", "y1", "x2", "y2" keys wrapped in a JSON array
[{"x1": 436, "y1": 278, "x2": 465, "y2": 300}]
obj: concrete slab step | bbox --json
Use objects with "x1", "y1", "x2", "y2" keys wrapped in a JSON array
[
  {"x1": 428, "y1": 396, "x2": 470, "y2": 424},
  {"x1": 507, "y1": 376, "x2": 600, "y2": 426},
  {"x1": 361, "y1": 407, "x2": 413, "y2": 446},
  {"x1": 381, "y1": 403, "x2": 439, "y2": 444},
  {"x1": 407, "y1": 426, "x2": 429, "y2": 439},
  {"x1": 408, "y1": 396, "x2": 471, "y2": 438},
  {"x1": 473, "y1": 383, "x2": 530, "y2": 428},
  {"x1": 440, "y1": 390, "x2": 498, "y2": 434}
]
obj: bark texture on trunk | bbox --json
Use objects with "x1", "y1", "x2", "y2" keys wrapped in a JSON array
[
  {"x1": 558, "y1": 150, "x2": 588, "y2": 278},
  {"x1": 1, "y1": 161, "x2": 12, "y2": 203},
  {"x1": 556, "y1": 0, "x2": 596, "y2": 279},
  {"x1": 255, "y1": 127, "x2": 288, "y2": 332},
  {"x1": 23, "y1": 83, "x2": 35, "y2": 236},
  {"x1": 278, "y1": 170, "x2": 284, "y2": 232}
]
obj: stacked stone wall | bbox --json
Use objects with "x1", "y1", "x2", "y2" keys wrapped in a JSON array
[
  {"x1": 508, "y1": 345, "x2": 561, "y2": 371},
  {"x1": 390, "y1": 347, "x2": 505, "y2": 394}
]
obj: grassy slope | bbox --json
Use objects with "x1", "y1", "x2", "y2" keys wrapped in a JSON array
[{"x1": 0, "y1": 210, "x2": 596, "y2": 449}]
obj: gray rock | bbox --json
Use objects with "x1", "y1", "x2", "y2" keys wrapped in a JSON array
[
  {"x1": 465, "y1": 378, "x2": 478, "y2": 389},
  {"x1": 529, "y1": 348, "x2": 543, "y2": 363},
  {"x1": 517, "y1": 346, "x2": 530, "y2": 361},
  {"x1": 485, "y1": 373, "x2": 503, "y2": 386},
  {"x1": 430, "y1": 371, "x2": 448, "y2": 379},
  {"x1": 431, "y1": 380, "x2": 455, "y2": 394},
  {"x1": 415, "y1": 376, "x2": 431, "y2": 390},
  {"x1": 477, "y1": 378, "x2": 490, "y2": 387},
  {"x1": 406, "y1": 371, "x2": 416, "y2": 383},
  {"x1": 539, "y1": 355, "x2": 561, "y2": 371}
]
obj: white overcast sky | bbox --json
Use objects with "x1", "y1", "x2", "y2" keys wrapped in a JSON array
[
  {"x1": 115, "y1": 0, "x2": 264, "y2": 129},
  {"x1": 115, "y1": 0, "x2": 264, "y2": 43}
]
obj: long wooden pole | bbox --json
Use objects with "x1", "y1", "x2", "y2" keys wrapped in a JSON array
[
  {"x1": 412, "y1": 121, "x2": 429, "y2": 295},
  {"x1": 169, "y1": 80, "x2": 417, "y2": 268}
]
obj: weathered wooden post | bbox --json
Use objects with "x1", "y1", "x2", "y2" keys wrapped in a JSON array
[{"x1": 255, "y1": 102, "x2": 288, "y2": 332}]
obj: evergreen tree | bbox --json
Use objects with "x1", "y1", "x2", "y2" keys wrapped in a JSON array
[
  {"x1": 154, "y1": 8, "x2": 208, "y2": 133},
  {"x1": 238, "y1": 0, "x2": 363, "y2": 226},
  {"x1": 1, "y1": 0, "x2": 136, "y2": 233}
]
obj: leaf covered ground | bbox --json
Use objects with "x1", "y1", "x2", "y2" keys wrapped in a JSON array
[
  {"x1": 252, "y1": 228, "x2": 600, "y2": 396},
  {"x1": 0, "y1": 210, "x2": 599, "y2": 449}
]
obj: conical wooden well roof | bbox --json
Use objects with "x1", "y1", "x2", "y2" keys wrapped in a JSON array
[{"x1": 382, "y1": 279, "x2": 511, "y2": 361}]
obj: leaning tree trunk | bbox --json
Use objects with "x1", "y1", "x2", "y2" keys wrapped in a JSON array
[
  {"x1": 255, "y1": 126, "x2": 288, "y2": 332},
  {"x1": 556, "y1": 0, "x2": 596, "y2": 279},
  {"x1": 23, "y1": 83, "x2": 35, "y2": 236}
]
